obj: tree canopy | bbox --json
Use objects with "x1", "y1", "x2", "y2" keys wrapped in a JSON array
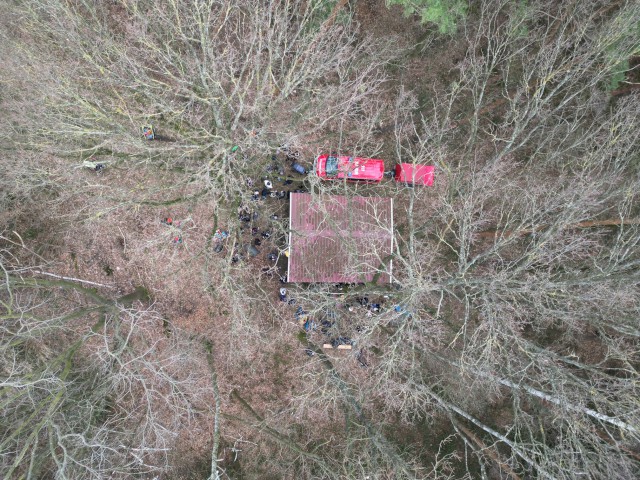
[{"x1": 1, "y1": 0, "x2": 639, "y2": 478}]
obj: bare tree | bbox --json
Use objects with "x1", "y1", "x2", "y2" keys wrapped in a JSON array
[
  {"x1": 2, "y1": 0, "x2": 398, "y2": 206},
  {"x1": 360, "y1": 1, "x2": 640, "y2": 478},
  {"x1": 2, "y1": 0, "x2": 639, "y2": 478},
  {"x1": 0, "y1": 248, "x2": 213, "y2": 478}
]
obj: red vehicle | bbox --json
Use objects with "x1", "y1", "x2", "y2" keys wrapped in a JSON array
[
  {"x1": 314, "y1": 154, "x2": 385, "y2": 183},
  {"x1": 394, "y1": 163, "x2": 434, "y2": 186}
]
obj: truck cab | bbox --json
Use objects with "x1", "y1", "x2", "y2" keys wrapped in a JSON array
[{"x1": 315, "y1": 154, "x2": 385, "y2": 183}]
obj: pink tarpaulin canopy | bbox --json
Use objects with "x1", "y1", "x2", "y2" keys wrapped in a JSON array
[{"x1": 287, "y1": 193, "x2": 393, "y2": 283}]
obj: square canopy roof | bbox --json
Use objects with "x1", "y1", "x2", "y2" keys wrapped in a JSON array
[{"x1": 287, "y1": 193, "x2": 393, "y2": 283}]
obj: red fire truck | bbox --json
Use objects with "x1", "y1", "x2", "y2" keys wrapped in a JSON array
[
  {"x1": 314, "y1": 155, "x2": 385, "y2": 183},
  {"x1": 315, "y1": 154, "x2": 434, "y2": 186}
]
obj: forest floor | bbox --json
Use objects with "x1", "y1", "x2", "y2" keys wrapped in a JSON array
[
  {"x1": 2, "y1": 1, "x2": 533, "y2": 477},
  {"x1": 3, "y1": 0, "x2": 639, "y2": 477}
]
